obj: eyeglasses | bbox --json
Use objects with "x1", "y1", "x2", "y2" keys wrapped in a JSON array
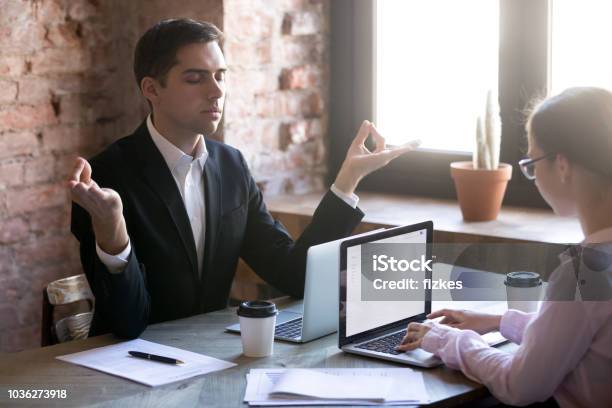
[{"x1": 518, "y1": 153, "x2": 555, "y2": 180}]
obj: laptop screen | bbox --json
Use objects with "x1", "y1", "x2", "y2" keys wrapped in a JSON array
[{"x1": 341, "y1": 223, "x2": 432, "y2": 339}]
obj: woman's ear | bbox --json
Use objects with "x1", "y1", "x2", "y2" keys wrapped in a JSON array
[{"x1": 556, "y1": 153, "x2": 571, "y2": 184}]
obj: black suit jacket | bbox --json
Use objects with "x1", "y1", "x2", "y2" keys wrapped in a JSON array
[{"x1": 71, "y1": 121, "x2": 364, "y2": 338}]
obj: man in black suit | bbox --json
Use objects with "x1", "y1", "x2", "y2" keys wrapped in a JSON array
[{"x1": 69, "y1": 19, "x2": 419, "y2": 338}]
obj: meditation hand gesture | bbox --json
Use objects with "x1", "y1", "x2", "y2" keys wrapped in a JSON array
[
  {"x1": 68, "y1": 157, "x2": 129, "y2": 255},
  {"x1": 334, "y1": 120, "x2": 421, "y2": 195}
]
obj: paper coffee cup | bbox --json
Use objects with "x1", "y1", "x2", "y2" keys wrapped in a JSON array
[
  {"x1": 505, "y1": 271, "x2": 543, "y2": 313},
  {"x1": 237, "y1": 300, "x2": 277, "y2": 357}
]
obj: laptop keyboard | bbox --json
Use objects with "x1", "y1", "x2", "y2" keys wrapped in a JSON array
[
  {"x1": 355, "y1": 330, "x2": 407, "y2": 355},
  {"x1": 275, "y1": 318, "x2": 303, "y2": 339}
]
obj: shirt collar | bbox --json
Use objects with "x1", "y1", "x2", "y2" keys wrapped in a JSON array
[
  {"x1": 146, "y1": 115, "x2": 208, "y2": 173},
  {"x1": 583, "y1": 226, "x2": 612, "y2": 245},
  {"x1": 559, "y1": 225, "x2": 612, "y2": 262}
]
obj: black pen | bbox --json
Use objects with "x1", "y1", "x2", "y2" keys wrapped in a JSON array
[{"x1": 128, "y1": 351, "x2": 184, "y2": 365}]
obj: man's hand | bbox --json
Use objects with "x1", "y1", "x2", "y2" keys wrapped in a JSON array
[
  {"x1": 68, "y1": 157, "x2": 129, "y2": 255},
  {"x1": 427, "y1": 309, "x2": 502, "y2": 335},
  {"x1": 334, "y1": 120, "x2": 421, "y2": 195}
]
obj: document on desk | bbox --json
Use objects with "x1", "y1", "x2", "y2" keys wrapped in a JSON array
[
  {"x1": 272, "y1": 369, "x2": 393, "y2": 401},
  {"x1": 244, "y1": 368, "x2": 429, "y2": 406},
  {"x1": 56, "y1": 338, "x2": 236, "y2": 387}
]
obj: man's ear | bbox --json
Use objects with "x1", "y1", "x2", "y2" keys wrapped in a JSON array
[
  {"x1": 140, "y1": 77, "x2": 160, "y2": 106},
  {"x1": 556, "y1": 153, "x2": 572, "y2": 184}
]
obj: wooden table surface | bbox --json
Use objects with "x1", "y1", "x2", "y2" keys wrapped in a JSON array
[{"x1": 0, "y1": 299, "x2": 516, "y2": 408}]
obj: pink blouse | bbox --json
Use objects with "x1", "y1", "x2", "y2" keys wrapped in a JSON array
[{"x1": 421, "y1": 228, "x2": 612, "y2": 407}]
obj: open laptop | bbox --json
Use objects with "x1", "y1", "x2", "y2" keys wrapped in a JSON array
[
  {"x1": 225, "y1": 228, "x2": 385, "y2": 343},
  {"x1": 339, "y1": 222, "x2": 506, "y2": 368}
]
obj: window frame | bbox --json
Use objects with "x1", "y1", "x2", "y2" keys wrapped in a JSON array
[{"x1": 329, "y1": 0, "x2": 551, "y2": 207}]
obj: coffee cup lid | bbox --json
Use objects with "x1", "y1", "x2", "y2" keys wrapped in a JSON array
[
  {"x1": 504, "y1": 271, "x2": 542, "y2": 288},
  {"x1": 237, "y1": 300, "x2": 278, "y2": 318}
]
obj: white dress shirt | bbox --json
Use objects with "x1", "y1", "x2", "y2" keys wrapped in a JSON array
[{"x1": 96, "y1": 115, "x2": 359, "y2": 274}]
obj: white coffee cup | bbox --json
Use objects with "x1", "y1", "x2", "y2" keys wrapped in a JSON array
[
  {"x1": 505, "y1": 271, "x2": 543, "y2": 313},
  {"x1": 237, "y1": 300, "x2": 277, "y2": 357}
]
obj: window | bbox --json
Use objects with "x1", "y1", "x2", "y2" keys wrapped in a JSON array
[
  {"x1": 376, "y1": 0, "x2": 499, "y2": 152},
  {"x1": 330, "y1": 0, "x2": 611, "y2": 207},
  {"x1": 549, "y1": 0, "x2": 612, "y2": 95}
]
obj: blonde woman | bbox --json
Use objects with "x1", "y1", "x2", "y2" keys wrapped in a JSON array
[{"x1": 397, "y1": 87, "x2": 612, "y2": 407}]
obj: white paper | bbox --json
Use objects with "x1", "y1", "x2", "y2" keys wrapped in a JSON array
[
  {"x1": 271, "y1": 369, "x2": 392, "y2": 401},
  {"x1": 244, "y1": 368, "x2": 429, "y2": 406},
  {"x1": 56, "y1": 338, "x2": 236, "y2": 387}
]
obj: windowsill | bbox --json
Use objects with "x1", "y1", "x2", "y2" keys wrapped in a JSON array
[{"x1": 266, "y1": 191, "x2": 583, "y2": 244}]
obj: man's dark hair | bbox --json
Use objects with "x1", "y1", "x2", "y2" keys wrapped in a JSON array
[{"x1": 134, "y1": 18, "x2": 223, "y2": 88}]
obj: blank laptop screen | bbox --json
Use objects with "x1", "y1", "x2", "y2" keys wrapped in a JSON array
[{"x1": 345, "y1": 228, "x2": 428, "y2": 338}]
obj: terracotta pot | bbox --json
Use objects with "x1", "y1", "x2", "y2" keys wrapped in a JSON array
[{"x1": 450, "y1": 161, "x2": 512, "y2": 222}]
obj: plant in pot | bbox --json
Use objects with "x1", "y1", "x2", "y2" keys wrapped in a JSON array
[{"x1": 450, "y1": 91, "x2": 512, "y2": 221}]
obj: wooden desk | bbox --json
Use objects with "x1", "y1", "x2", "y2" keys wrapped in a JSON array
[{"x1": 0, "y1": 299, "x2": 516, "y2": 407}]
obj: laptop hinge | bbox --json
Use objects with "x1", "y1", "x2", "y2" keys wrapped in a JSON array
[
  {"x1": 343, "y1": 321, "x2": 409, "y2": 347},
  {"x1": 341, "y1": 313, "x2": 428, "y2": 347}
]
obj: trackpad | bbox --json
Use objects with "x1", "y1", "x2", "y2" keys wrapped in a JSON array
[{"x1": 399, "y1": 348, "x2": 442, "y2": 367}]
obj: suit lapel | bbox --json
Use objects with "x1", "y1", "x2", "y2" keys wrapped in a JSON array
[
  {"x1": 131, "y1": 122, "x2": 199, "y2": 281},
  {"x1": 202, "y1": 142, "x2": 221, "y2": 279}
]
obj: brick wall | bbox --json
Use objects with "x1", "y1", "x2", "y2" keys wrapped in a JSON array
[
  {"x1": 0, "y1": 0, "x2": 139, "y2": 353},
  {"x1": 223, "y1": 0, "x2": 329, "y2": 194},
  {"x1": 0, "y1": 0, "x2": 329, "y2": 352}
]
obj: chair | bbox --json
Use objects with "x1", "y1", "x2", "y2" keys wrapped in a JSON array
[{"x1": 41, "y1": 274, "x2": 95, "y2": 346}]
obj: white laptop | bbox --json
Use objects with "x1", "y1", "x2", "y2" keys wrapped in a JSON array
[
  {"x1": 225, "y1": 228, "x2": 385, "y2": 343},
  {"x1": 338, "y1": 222, "x2": 507, "y2": 368}
]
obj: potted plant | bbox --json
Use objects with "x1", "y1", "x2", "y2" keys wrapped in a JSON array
[{"x1": 450, "y1": 91, "x2": 512, "y2": 221}]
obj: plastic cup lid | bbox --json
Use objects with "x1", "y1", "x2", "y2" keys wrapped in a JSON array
[
  {"x1": 504, "y1": 271, "x2": 542, "y2": 288},
  {"x1": 237, "y1": 300, "x2": 278, "y2": 318}
]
